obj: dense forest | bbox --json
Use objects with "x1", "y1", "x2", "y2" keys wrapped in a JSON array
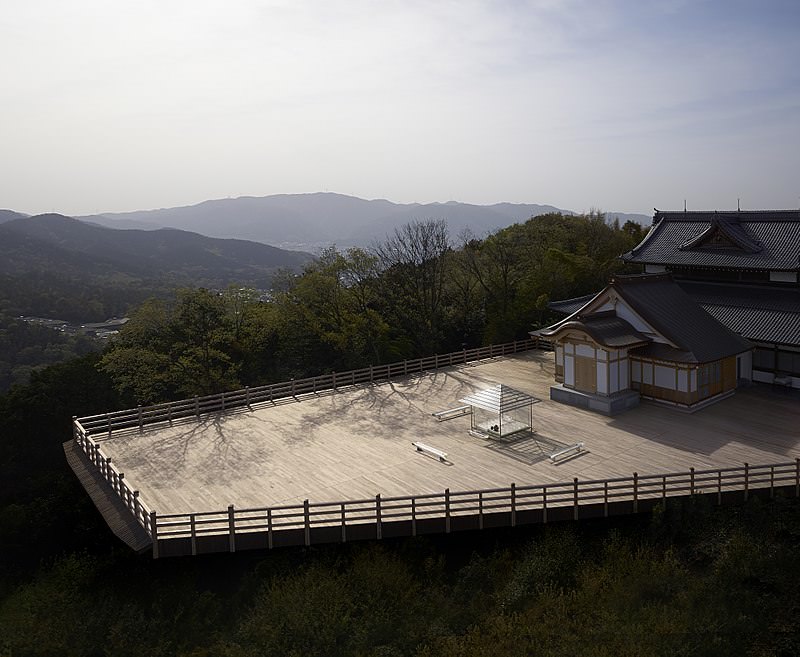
[{"x1": 4, "y1": 212, "x2": 799, "y2": 654}]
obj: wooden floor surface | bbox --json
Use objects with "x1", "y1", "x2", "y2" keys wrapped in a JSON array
[{"x1": 94, "y1": 351, "x2": 800, "y2": 516}]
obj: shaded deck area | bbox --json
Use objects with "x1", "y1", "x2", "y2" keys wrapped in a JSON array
[
  {"x1": 64, "y1": 439, "x2": 152, "y2": 552},
  {"x1": 94, "y1": 351, "x2": 800, "y2": 521}
]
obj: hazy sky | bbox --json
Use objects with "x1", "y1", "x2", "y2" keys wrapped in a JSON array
[{"x1": 2, "y1": 0, "x2": 799, "y2": 216}]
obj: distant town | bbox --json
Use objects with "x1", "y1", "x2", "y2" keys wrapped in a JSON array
[{"x1": 18, "y1": 316, "x2": 130, "y2": 339}]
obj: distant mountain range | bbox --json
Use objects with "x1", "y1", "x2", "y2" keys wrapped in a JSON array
[
  {"x1": 0, "y1": 213, "x2": 313, "y2": 291},
  {"x1": 77, "y1": 193, "x2": 652, "y2": 250}
]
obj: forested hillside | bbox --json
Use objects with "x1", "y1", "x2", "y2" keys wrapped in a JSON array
[{"x1": 7, "y1": 211, "x2": 798, "y2": 655}]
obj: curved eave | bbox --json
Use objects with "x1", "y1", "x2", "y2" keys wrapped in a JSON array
[{"x1": 539, "y1": 321, "x2": 650, "y2": 349}]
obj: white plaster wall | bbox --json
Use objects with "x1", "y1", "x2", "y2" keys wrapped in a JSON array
[
  {"x1": 565, "y1": 354, "x2": 575, "y2": 385},
  {"x1": 610, "y1": 361, "x2": 619, "y2": 393},
  {"x1": 677, "y1": 370, "x2": 688, "y2": 392},
  {"x1": 597, "y1": 362, "x2": 608, "y2": 394},
  {"x1": 737, "y1": 351, "x2": 752, "y2": 381},
  {"x1": 642, "y1": 362, "x2": 653, "y2": 385},
  {"x1": 576, "y1": 343, "x2": 594, "y2": 358},
  {"x1": 655, "y1": 365, "x2": 676, "y2": 389},
  {"x1": 620, "y1": 359, "x2": 629, "y2": 389},
  {"x1": 770, "y1": 271, "x2": 798, "y2": 283},
  {"x1": 597, "y1": 349, "x2": 608, "y2": 361},
  {"x1": 631, "y1": 360, "x2": 641, "y2": 383},
  {"x1": 690, "y1": 369, "x2": 697, "y2": 391},
  {"x1": 614, "y1": 301, "x2": 668, "y2": 344}
]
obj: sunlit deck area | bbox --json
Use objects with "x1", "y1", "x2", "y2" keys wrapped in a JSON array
[{"x1": 93, "y1": 350, "x2": 800, "y2": 519}]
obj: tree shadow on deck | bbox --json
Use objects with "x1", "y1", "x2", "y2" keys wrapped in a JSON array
[
  {"x1": 605, "y1": 385, "x2": 800, "y2": 460},
  {"x1": 481, "y1": 430, "x2": 586, "y2": 466}
]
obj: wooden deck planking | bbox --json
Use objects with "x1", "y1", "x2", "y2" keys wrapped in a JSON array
[{"x1": 95, "y1": 351, "x2": 800, "y2": 517}]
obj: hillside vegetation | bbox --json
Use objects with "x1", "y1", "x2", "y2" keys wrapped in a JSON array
[{"x1": 8, "y1": 212, "x2": 795, "y2": 654}]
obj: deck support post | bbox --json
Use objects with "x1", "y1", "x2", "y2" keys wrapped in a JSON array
[
  {"x1": 445, "y1": 489, "x2": 451, "y2": 533},
  {"x1": 744, "y1": 463, "x2": 749, "y2": 501},
  {"x1": 633, "y1": 473, "x2": 639, "y2": 513},
  {"x1": 304, "y1": 500, "x2": 310, "y2": 546},
  {"x1": 228, "y1": 505, "x2": 236, "y2": 552},
  {"x1": 542, "y1": 486, "x2": 548, "y2": 523},
  {"x1": 190, "y1": 514, "x2": 197, "y2": 555},
  {"x1": 375, "y1": 495, "x2": 382, "y2": 539},
  {"x1": 150, "y1": 511, "x2": 159, "y2": 559},
  {"x1": 573, "y1": 478, "x2": 579, "y2": 520},
  {"x1": 510, "y1": 483, "x2": 516, "y2": 527},
  {"x1": 796, "y1": 458, "x2": 800, "y2": 498}
]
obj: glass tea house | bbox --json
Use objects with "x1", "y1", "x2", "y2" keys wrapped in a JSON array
[{"x1": 459, "y1": 384, "x2": 538, "y2": 438}]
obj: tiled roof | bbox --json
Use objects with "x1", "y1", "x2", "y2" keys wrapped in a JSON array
[
  {"x1": 547, "y1": 293, "x2": 598, "y2": 316},
  {"x1": 538, "y1": 311, "x2": 650, "y2": 348},
  {"x1": 678, "y1": 281, "x2": 800, "y2": 347},
  {"x1": 622, "y1": 210, "x2": 800, "y2": 270},
  {"x1": 609, "y1": 274, "x2": 752, "y2": 363}
]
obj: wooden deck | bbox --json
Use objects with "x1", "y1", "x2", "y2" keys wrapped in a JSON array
[{"x1": 93, "y1": 351, "x2": 800, "y2": 520}]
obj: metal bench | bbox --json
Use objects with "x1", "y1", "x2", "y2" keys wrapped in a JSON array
[
  {"x1": 431, "y1": 405, "x2": 472, "y2": 422},
  {"x1": 549, "y1": 442, "x2": 585, "y2": 463},
  {"x1": 412, "y1": 441, "x2": 448, "y2": 462}
]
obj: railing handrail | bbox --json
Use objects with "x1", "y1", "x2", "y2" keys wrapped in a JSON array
[{"x1": 77, "y1": 338, "x2": 543, "y2": 435}]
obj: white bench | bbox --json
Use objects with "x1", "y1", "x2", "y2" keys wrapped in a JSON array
[
  {"x1": 549, "y1": 442, "x2": 584, "y2": 463},
  {"x1": 431, "y1": 405, "x2": 472, "y2": 422},
  {"x1": 412, "y1": 441, "x2": 448, "y2": 462}
]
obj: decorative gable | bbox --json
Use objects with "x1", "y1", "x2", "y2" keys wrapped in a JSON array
[{"x1": 678, "y1": 215, "x2": 762, "y2": 254}]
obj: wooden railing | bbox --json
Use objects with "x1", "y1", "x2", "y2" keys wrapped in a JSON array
[
  {"x1": 72, "y1": 419, "x2": 156, "y2": 539},
  {"x1": 75, "y1": 338, "x2": 544, "y2": 436},
  {"x1": 151, "y1": 460, "x2": 800, "y2": 557}
]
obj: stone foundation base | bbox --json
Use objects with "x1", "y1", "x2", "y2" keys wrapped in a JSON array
[{"x1": 550, "y1": 385, "x2": 640, "y2": 416}]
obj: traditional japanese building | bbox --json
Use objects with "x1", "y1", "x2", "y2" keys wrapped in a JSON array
[
  {"x1": 536, "y1": 273, "x2": 752, "y2": 414},
  {"x1": 621, "y1": 209, "x2": 800, "y2": 388}
]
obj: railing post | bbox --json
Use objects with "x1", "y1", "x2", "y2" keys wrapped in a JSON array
[
  {"x1": 662, "y1": 475, "x2": 667, "y2": 503},
  {"x1": 542, "y1": 486, "x2": 548, "y2": 523},
  {"x1": 369, "y1": 366, "x2": 373, "y2": 383},
  {"x1": 246, "y1": 386, "x2": 251, "y2": 408},
  {"x1": 291, "y1": 379, "x2": 296, "y2": 396},
  {"x1": 150, "y1": 511, "x2": 159, "y2": 559},
  {"x1": 603, "y1": 480, "x2": 609, "y2": 517},
  {"x1": 132, "y1": 491, "x2": 140, "y2": 522},
  {"x1": 511, "y1": 483, "x2": 517, "y2": 527},
  {"x1": 190, "y1": 514, "x2": 197, "y2": 556},
  {"x1": 267, "y1": 508, "x2": 273, "y2": 549},
  {"x1": 690, "y1": 467, "x2": 695, "y2": 496},
  {"x1": 717, "y1": 470, "x2": 722, "y2": 505},
  {"x1": 744, "y1": 462, "x2": 749, "y2": 501},
  {"x1": 106, "y1": 412, "x2": 112, "y2": 436},
  {"x1": 138, "y1": 404, "x2": 144, "y2": 431},
  {"x1": 228, "y1": 505, "x2": 236, "y2": 552},
  {"x1": 796, "y1": 458, "x2": 800, "y2": 498},
  {"x1": 403, "y1": 360, "x2": 408, "y2": 376},
  {"x1": 633, "y1": 472, "x2": 639, "y2": 513},
  {"x1": 304, "y1": 499, "x2": 311, "y2": 546},
  {"x1": 168, "y1": 404, "x2": 173, "y2": 424},
  {"x1": 332, "y1": 371, "x2": 337, "y2": 391},
  {"x1": 72, "y1": 416, "x2": 78, "y2": 443},
  {"x1": 340, "y1": 503, "x2": 346, "y2": 543},
  {"x1": 445, "y1": 488, "x2": 451, "y2": 533},
  {"x1": 375, "y1": 494, "x2": 382, "y2": 539},
  {"x1": 194, "y1": 397, "x2": 200, "y2": 418},
  {"x1": 770, "y1": 465, "x2": 775, "y2": 498},
  {"x1": 411, "y1": 497, "x2": 417, "y2": 536},
  {"x1": 434, "y1": 354, "x2": 439, "y2": 369},
  {"x1": 221, "y1": 391, "x2": 226, "y2": 411},
  {"x1": 478, "y1": 491, "x2": 484, "y2": 530},
  {"x1": 573, "y1": 478, "x2": 579, "y2": 520}
]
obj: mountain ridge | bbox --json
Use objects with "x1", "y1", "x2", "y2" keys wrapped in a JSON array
[{"x1": 77, "y1": 192, "x2": 651, "y2": 249}]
